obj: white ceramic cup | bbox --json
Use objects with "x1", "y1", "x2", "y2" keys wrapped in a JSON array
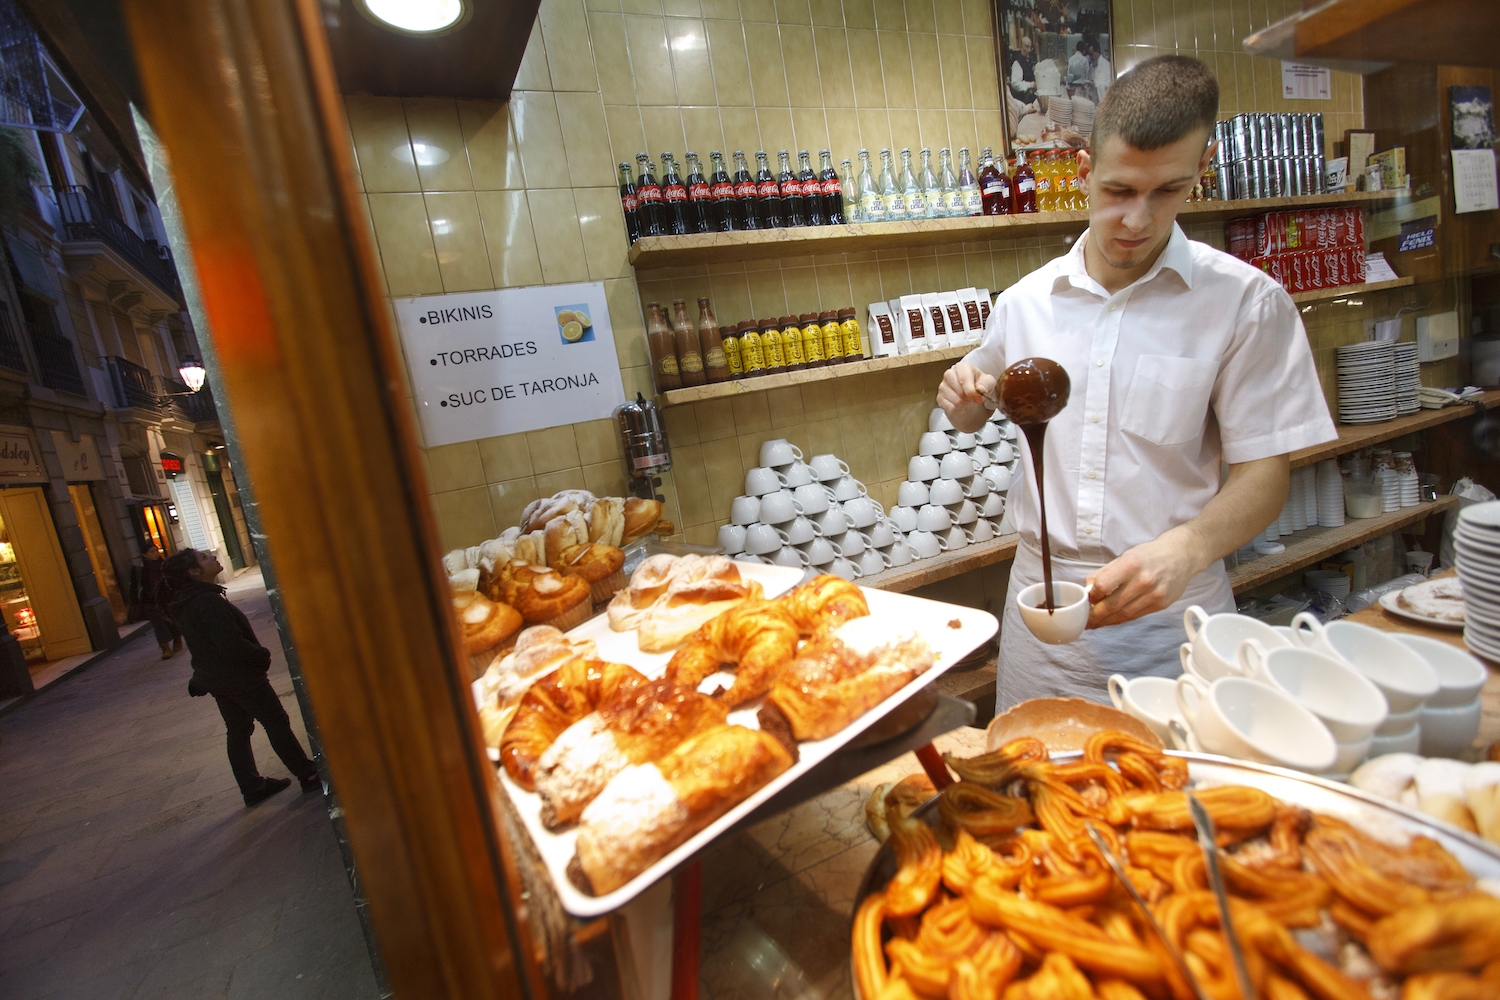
[
  {"x1": 989, "y1": 441, "x2": 1017, "y2": 463},
  {"x1": 828, "y1": 556, "x2": 864, "y2": 581},
  {"x1": 769, "y1": 544, "x2": 811, "y2": 569},
  {"x1": 1017, "y1": 581, "x2": 1091, "y2": 645},
  {"x1": 1108, "y1": 674, "x2": 1180, "y2": 744},
  {"x1": 810, "y1": 506, "x2": 849, "y2": 536},
  {"x1": 969, "y1": 445, "x2": 995, "y2": 469},
  {"x1": 830, "y1": 530, "x2": 870, "y2": 556},
  {"x1": 1419, "y1": 700, "x2": 1483, "y2": 757},
  {"x1": 757, "y1": 490, "x2": 804, "y2": 525},
  {"x1": 730, "y1": 494, "x2": 761, "y2": 525},
  {"x1": 942, "y1": 526, "x2": 969, "y2": 551},
  {"x1": 983, "y1": 464, "x2": 1013, "y2": 492},
  {"x1": 968, "y1": 519, "x2": 995, "y2": 543},
  {"x1": 907, "y1": 530, "x2": 943, "y2": 558},
  {"x1": 928, "y1": 478, "x2": 965, "y2": 506},
  {"x1": 856, "y1": 549, "x2": 891, "y2": 577},
  {"x1": 1392, "y1": 634, "x2": 1488, "y2": 708},
  {"x1": 831, "y1": 474, "x2": 868, "y2": 502},
  {"x1": 909, "y1": 455, "x2": 941, "y2": 482},
  {"x1": 897, "y1": 480, "x2": 930, "y2": 507},
  {"x1": 949, "y1": 431, "x2": 977, "y2": 451},
  {"x1": 976, "y1": 424, "x2": 1003, "y2": 446},
  {"x1": 999, "y1": 421, "x2": 1018, "y2": 440},
  {"x1": 928, "y1": 407, "x2": 955, "y2": 433},
  {"x1": 885, "y1": 539, "x2": 914, "y2": 566},
  {"x1": 783, "y1": 515, "x2": 819, "y2": 545},
  {"x1": 916, "y1": 504, "x2": 952, "y2": 532},
  {"x1": 809, "y1": 453, "x2": 851, "y2": 482},
  {"x1": 1328, "y1": 736, "x2": 1373, "y2": 775},
  {"x1": 1179, "y1": 643, "x2": 1215, "y2": 684},
  {"x1": 844, "y1": 496, "x2": 883, "y2": 528},
  {"x1": 1375, "y1": 704, "x2": 1421, "y2": 736},
  {"x1": 717, "y1": 523, "x2": 747, "y2": 554},
  {"x1": 1368, "y1": 726, "x2": 1422, "y2": 757},
  {"x1": 981, "y1": 493, "x2": 1006, "y2": 518},
  {"x1": 1289, "y1": 614, "x2": 1439, "y2": 712},
  {"x1": 792, "y1": 483, "x2": 835, "y2": 515},
  {"x1": 781, "y1": 461, "x2": 815, "y2": 488},
  {"x1": 951, "y1": 499, "x2": 979, "y2": 525},
  {"x1": 939, "y1": 451, "x2": 974, "y2": 481},
  {"x1": 798, "y1": 536, "x2": 843, "y2": 566},
  {"x1": 1183, "y1": 605, "x2": 1292, "y2": 681},
  {"x1": 964, "y1": 475, "x2": 991, "y2": 499},
  {"x1": 867, "y1": 520, "x2": 896, "y2": 548},
  {"x1": 1235, "y1": 639, "x2": 1388, "y2": 743},
  {"x1": 918, "y1": 431, "x2": 953, "y2": 456},
  {"x1": 744, "y1": 522, "x2": 791, "y2": 555},
  {"x1": 1174, "y1": 674, "x2": 1337, "y2": 772},
  {"x1": 888, "y1": 505, "x2": 918, "y2": 533},
  {"x1": 760, "y1": 438, "x2": 803, "y2": 468},
  {"x1": 745, "y1": 466, "x2": 790, "y2": 496}
]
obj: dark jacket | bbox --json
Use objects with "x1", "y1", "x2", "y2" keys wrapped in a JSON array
[
  {"x1": 167, "y1": 581, "x2": 271, "y2": 695},
  {"x1": 132, "y1": 558, "x2": 166, "y2": 615}
]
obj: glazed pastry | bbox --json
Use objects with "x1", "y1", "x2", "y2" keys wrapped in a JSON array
[
  {"x1": 520, "y1": 489, "x2": 597, "y2": 534},
  {"x1": 448, "y1": 567, "x2": 480, "y2": 593},
  {"x1": 607, "y1": 554, "x2": 763, "y2": 651},
  {"x1": 620, "y1": 496, "x2": 664, "y2": 543},
  {"x1": 1415, "y1": 758, "x2": 1479, "y2": 834},
  {"x1": 587, "y1": 497, "x2": 625, "y2": 548},
  {"x1": 544, "y1": 509, "x2": 591, "y2": 567},
  {"x1": 473, "y1": 625, "x2": 599, "y2": 750},
  {"x1": 764, "y1": 621, "x2": 934, "y2": 740},
  {"x1": 556, "y1": 542, "x2": 627, "y2": 604},
  {"x1": 1350, "y1": 752, "x2": 1423, "y2": 803},
  {"x1": 499, "y1": 658, "x2": 647, "y2": 790},
  {"x1": 572, "y1": 724, "x2": 793, "y2": 895},
  {"x1": 665, "y1": 599, "x2": 800, "y2": 706},
  {"x1": 1464, "y1": 762, "x2": 1500, "y2": 845},
  {"x1": 442, "y1": 549, "x2": 469, "y2": 575},
  {"x1": 776, "y1": 574, "x2": 870, "y2": 637},
  {"x1": 532, "y1": 677, "x2": 728, "y2": 828},
  {"x1": 453, "y1": 592, "x2": 522, "y2": 656},
  {"x1": 502, "y1": 563, "x2": 593, "y2": 631}
]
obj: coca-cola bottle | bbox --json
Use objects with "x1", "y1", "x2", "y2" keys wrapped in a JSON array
[
  {"x1": 978, "y1": 147, "x2": 1012, "y2": 216},
  {"x1": 708, "y1": 151, "x2": 735, "y2": 232},
  {"x1": 659, "y1": 152, "x2": 689, "y2": 236},
  {"x1": 617, "y1": 162, "x2": 641, "y2": 243},
  {"x1": 1011, "y1": 147, "x2": 1038, "y2": 213},
  {"x1": 798, "y1": 150, "x2": 822, "y2": 226},
  {"x1": 684, "y1": 152, "x2": 713, "y2": 234},
  {"x1": 634, "y1": 153, "x2": 663, "y2": 236},
  {"x1": 819, "y1": 150, "x2": 844, "y2": 225},
  {"x1": 755, "y1": 151, "x2": 782, "y2": 228},
  {"x1": 777, "y1": 151, "x2": 804, "y2": 227},
  {"x1": 731, "y1": 150, "x2": 758, "y2": 230}
]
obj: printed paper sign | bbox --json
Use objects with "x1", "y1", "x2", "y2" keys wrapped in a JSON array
[
  {"x1": 1281, "y1": 62, "x2": 1331, "y2": 101},
  {"x1": 1452, "y1": 148, "x2": 1499, "y2": 214},
  {"x1": 394, "y1": 283, "x2": 627, "y2": 448}
]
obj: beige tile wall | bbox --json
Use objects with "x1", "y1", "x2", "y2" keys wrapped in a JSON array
[{"x1": 343, "y1": 0, "x2": 1373, "y2": 555}]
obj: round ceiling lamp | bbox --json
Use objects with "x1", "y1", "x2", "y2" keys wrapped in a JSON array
[{"x1": 355, "y1": 0, "x2": 470, "y2": 36}]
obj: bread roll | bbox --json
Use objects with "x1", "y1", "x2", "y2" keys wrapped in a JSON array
[
  {"x1": 1415, "y1": 758, "x2": 1478, "y2": 834},
  {"x1": 620, "y1": 497, "x2": 663, "y2": 543},
  {"x1": 1464, "y1": 762, "x2": 1500, "y2": 844}
]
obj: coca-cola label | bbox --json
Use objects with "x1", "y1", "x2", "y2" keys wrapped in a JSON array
[
  {"x1": 638, "y1": 184, "x2": 662, "y2": 203},
  {"x1": 781, "y1": 178, "x2": 802, "y2": 196},
  {"x1": 823, "y1": 178, "x2": 841, "y2": 196},
  {"x1": 758, "y1": 180, "x2": 780, "y2": 198},
  {"x1": 688, "y1": 183, "x2": 711, "y2": 200},
  {"x1": 710, "y1": 181, "x2": 736, "y2": 200},
  {"x1": 620, "y1": 193, "x2": 638, "y2": 211},
  {"x1": 663, "y1": 183, "x2": 687, "y2": 202},
  {"x1": 734, "y1": 181, "x2": 757, "y2": 199}
]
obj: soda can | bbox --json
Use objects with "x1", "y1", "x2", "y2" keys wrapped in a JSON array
[
  {"x1": 1350, "y1": 206, "x2": 1364, "y2": 245},
  {"x1": 1306, "y1": 250, "x2": 1324, "y2": 290}
]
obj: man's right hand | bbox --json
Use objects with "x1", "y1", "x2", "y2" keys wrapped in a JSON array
[{"x1": 937, "y1": 362, "x2": 997, "y2": 433}]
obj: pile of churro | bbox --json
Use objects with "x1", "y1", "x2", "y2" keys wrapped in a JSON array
[{"x1": 854, "y1": 731, "x2": 1500, "y2": 1000}]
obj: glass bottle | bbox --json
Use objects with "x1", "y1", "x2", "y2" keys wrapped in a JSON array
[
  {"x1": 635, "y1": 153, "x2": 663, "y2": 236},
  {"x1": 617, "y1": 162, "x2": 641, "y2": 244},
  {"x1": 937, "y1": 148, "x2": 961, "y2": 218},
  {"x1": 736, "y1": 319, "x2": 765, "y2": 375},
  {"x1": 758, "y1": 316, "x2": 786, "y2": 374},
  {"x1": 755, "y1": 151, "x2": 782, "y2": 228},
  {"x1": 779, "y1": 314, "x2": 805, "y2": 370},
  {"x1": 839, "y1": 308, "x2": 863, "y2": 361},
  {"x1": 1012, "y1": 147, "x2": 1038, "y2": 213},
  {"x1": 719, "y1": 325, "x2": 744, "y2": 380},
  {"x1": 917, "y1": 148, "x2": 940, "y2": 220},
  {"x1": 684, "y1": 152, "x2": 713, "y2": 234},
  {"x1": 672, "y1": 299, "x2": 705, "y2": 386},
  {"x1": 777, "y1": 150, "x2": 805, "y2": 227},
  {"x1": 842, "y1": 156, "x2": 861, "y2": 223},
  {"x1": 708, "y1": 151, "x2": 736, "y2": 232},
  {"x1": 799, "y1": 312, "x2": 825, "y2": 368},
  {"x1": 856, "y1": 149, "x2": 883, "y2": 222},
  {"x1": 958, "y1": 147, "x2": 981, "y2": 216},
  {"x1": 898, "y1": 148, "x2": 923, "y2": 219},
  {"x1": 820, "y1": 150, "x2": 845, "y2": 225},
  {"x1": 1034, "y1": 149, "x2": 1055, "y2": 213},
  {"x1": 659, "y1": 152, "x2": 689, "y2": 235},
  {"x1": 645, "y1": 301, "x2": 680, "y2": 391},
  {"x1": 820, "y1": 310, "x2": 844, "y2": 365},
  {"x1": 697, "y1": 298, "x2": 729, "y2": 383},
  {"x1": 880, "y1": 149, "x2": 907, "y2": 220},
  {"x1": 798, "y1": 150, "x2": 822, "y2": 226},
  {"x1": 1066, "y1": 151, "x2": 1084, "y2": 211},
  {"x1": 732, "y1": 151, "x2": 759, "y2": 230},
  {"x1": 978, "y1": 147, "x2": 1011, "y2": 216}
]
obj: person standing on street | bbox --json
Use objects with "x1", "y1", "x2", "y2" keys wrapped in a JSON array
[
  {"x1": 158, "y1": 548, "x2": 321, "y2": 806},
  {"x1": 135, "y1": 546, "x2": 182, "y2": 660}
]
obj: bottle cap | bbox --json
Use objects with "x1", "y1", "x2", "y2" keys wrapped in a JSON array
[
  {"x1": 798, "y1": 312, "x2": 817, "y2": 323},
  {"x1": 759, "y1": 317, "x2": 779, "y2": 328},
  {"x1": 698, "y1": 297, "x2": 710, "y2": 305},
  {"x1": 737, "y1": 320, "x2": 756, "y2": 332},
  {"x1": 778, "y1": 315, "x2": 796, "y2": 326},
  {"x1": 818, "y1": 310, "x2": 835, "y2": 321},
  {"x1": 838, "y1": 308, "x2": 855, "y2": 320}
]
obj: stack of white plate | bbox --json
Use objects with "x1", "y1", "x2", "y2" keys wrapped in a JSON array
[
  {"x1": 1394, "y1": 343, "x2": 1421, "y2": 415},
  {"x1": 1071, "y1": 95, "x2": 1095, "y2": 137},
  {"x1": 1048, "y1": 97, "x2": 1072, "y2": 129},
  {"x1": 1336, "y1": 341, "x2": 1396, "y2": 423},
  {"x1": 1305, "y1": 569, "x2": 1352, "y2": 601},
  {"x1": 1315, "y1": 459, "x2": 1344, "y2": 526},
  {"x1": 1456, "y1": 501, "x2": 1500, "y2": 661}
]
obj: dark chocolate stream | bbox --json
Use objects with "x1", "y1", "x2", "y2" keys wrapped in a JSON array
[{"x1": 1000, "y1": 358, "x2": 1071, "y2": 613}]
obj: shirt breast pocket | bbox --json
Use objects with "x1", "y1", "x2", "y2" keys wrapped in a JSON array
[{"x1": 1120, "y1": 355, "x2": 1217, "y2": 447}]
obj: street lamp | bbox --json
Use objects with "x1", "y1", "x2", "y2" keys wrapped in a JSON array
[{"x1": 178, "y1": 354, "x2": 206, "y2": 393}]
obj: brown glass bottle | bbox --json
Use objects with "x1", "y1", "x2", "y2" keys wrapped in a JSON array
[
  {"x1": 671, "y1": 299, "x2": 706, "y2": 385},
  {"x1": 697, "y1": 298, "x2": 729, "y2": 383},
  {"x1": 819, "y1": 310, "x2": 844, "y2": 365},
  {"x1": 645, "y1": 302, "x2": 681, "y2": 391},
  {"x1": 779, "y1": 315, "x2": 805, "y2": 371},
  {"x1": 759, "y1": 317, "x2": 786, "y2": 374},
  {"x1": 838, "y1": 308, "x2": 864, "y2": 361},
  {"x1": 798, "y1": 312, "x2": 825, "y2": 368}
]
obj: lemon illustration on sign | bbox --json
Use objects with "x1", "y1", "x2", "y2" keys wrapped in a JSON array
[
  {"x1": 572, "y1": 310, "x2": 591, "y2": 328},
  {"x1": 562, "y1": 320, "x2": 585, "y2": 342},
  {"x1": 556, "y1": 309, "x2": 577, "y2": 325}
]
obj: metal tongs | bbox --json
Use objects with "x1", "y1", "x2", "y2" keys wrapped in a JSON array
[
  {"x1": 1186, "y1": 792, "x2": 1258, "y2": 1000},
  {"x1": 1083, "y1": 822, "x2": 1209, "y2": 1000}
]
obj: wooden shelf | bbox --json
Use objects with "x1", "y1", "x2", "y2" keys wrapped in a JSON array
[
  {"x1": 1289, "y1": 277, "x2": 1414, "y2": 304},
  {"x1": 659, "y1": 344, "x2": 969, "y2": 407},
  {"x1": 627, "y1": 191, "x2": 1402, "y2": 270},
  {"x1": 860, "y1": 533, "x2": 1019, "y2": 594},
  {"x1": 1226, "y1": 496, "x2": 1459, "y2": 593},
  {"x1": 1289, "y1": 390, "x2": 1500, "y2": 469}
]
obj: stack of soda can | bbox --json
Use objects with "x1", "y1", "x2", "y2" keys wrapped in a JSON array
[
  {"x1": 1211, "y1": 113, "x2": 1326, "y2": 200},
  {"x1": 1224, "y1": 206, "x2": 1366, "y2": 294}
]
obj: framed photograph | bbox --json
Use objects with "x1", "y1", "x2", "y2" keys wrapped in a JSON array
[
  {"x1": 996, "y1": 0, "x2": 1115, "y2": 152},
  {"x1": 1450, "y1": 85, "x2": 1496, "y2": 150}
]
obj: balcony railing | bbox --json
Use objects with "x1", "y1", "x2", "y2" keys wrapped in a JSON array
[
  {"x1": 161, "y1": 378, "x2": 219, "y2": 424},
  {"x1": 53, "y1": 185, "x2": 181, "y2": 299},
  {"x1": 106, "y1": 355, "x2": 158, "y2": 409},
  {"x1": 105, "y1": 357, "x2": 219, "y2": 424},
  {"x1": 0, "y1": 308, "x2": 27, "y2": 374},
  {"x1": 31, "y1": 325, "x2": 86, "y2": 396}
]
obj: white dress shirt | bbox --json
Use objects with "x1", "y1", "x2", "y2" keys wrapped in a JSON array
[{"x1": 966, "y1": 224, "x2": 1336, "y2": 567}]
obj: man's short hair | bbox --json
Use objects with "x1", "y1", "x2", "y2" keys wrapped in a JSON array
[
  {"x1": 1091, "y1": 55, "x2": 1219, "y2": 155},
  {"x1": 1075, "y1": 40, "x2": 1088, "y2": 53}
]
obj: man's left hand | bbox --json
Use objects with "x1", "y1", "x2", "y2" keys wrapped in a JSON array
[{"x1": 1083, "y1": 535, "x2": 1202, "y2": 628}]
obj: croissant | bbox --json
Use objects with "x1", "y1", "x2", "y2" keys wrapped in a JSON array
[
  {"x1": 572, "y1": 724, "x2": 793, "y2": 895},
  {"x1": 765, "y1": 631, "x2": 934, "y2": 741},
  {"x1": 775, "y1": 574, "x2": 870, "y2": 637},
  {"x1": 533, "y1": 677, "x2": 727, "y2": 828},
  {"x1": 499, "y1": 658, "x2": 647, "y2": 790},
  {"x1": 665, "y1": 599, "x2": 801, "y2": 706}
]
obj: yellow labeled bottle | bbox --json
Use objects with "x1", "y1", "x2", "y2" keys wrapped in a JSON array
[
  {"x1": 759, "y1": 317, "x2": 785, "y2": 373},
  {"x1": 720, "y1": 325, "x2": 744, "y2": 379},
  {"x1": 779, "y1": 315, "x2": 806, "y2": 370},
  {"x1": 799, "y1": 312, "x2": 825, "y2": 367},
  {"x1": 820, "y1": 310, "x2": 844, "y2": 364},
  {"x1": 838, "y1": 308, "x2": 863, "y2": 361},
  {"x1": 737, "y1": 320, "x2": 765, "y2": 374}
]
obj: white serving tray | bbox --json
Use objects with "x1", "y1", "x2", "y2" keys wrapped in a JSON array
[{"x1": 491, "y1": 562, "x2": 999, "y2": 918}]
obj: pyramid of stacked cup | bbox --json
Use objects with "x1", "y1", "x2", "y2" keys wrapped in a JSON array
[
  {"x1": 718, "y1": 439, "x2": 910, "y2": 582},
  {"x1": 888, "y1": 407, "x2": 1019, "y2": 560}
]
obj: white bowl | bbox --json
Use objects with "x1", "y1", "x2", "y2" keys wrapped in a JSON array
[
  {"x1": 1328, "y1": 736, "x2": 1374, "y2": 775},
  {"x1": 1175, "y1": 674, "x2": 1337, "y2": 773},
  {"x1": 1017, "y1": 581, "x2": 1090, "y2": 645},
  {"x1": 1375, "y1": 703, "x2": 1421, "y2": 736},
  {"x1": 1368, "y1": 725, "x2": 1422, "y2": 757},
  {"x1": 1290, "y1": 614, "x2": 1439, "y2": 712},
  {"x1": 1418, "y1": 700, "x2": 1483, "y2": 758},
  {"x1": 1235, "y1": 640, "x2": 1388, "y2": 743},
  {"x1": 1392, "y1": 635, "x2": 1488, "y2": 708}
]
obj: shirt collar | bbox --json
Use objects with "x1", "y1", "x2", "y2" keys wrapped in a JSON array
[{"x1": 1052, "y1": 222, "x2": 1194, "y2": 296}]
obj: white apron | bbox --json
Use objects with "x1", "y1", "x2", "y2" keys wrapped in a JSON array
[{"x1": 995, "y1": 541, "x2": 1234, "y2": 712}]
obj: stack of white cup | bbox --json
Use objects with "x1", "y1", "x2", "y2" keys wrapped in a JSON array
[
  {"x1": 888, "y1": 407, "x2": 1018, "y2": 560},
  {"x1": 719, "y1": 439, "x2": 910, "y2": 582}
]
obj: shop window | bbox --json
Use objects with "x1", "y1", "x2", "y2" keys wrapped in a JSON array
[
  {"x1": 0, "y1": 513, "x2": 42, "y2": 661},
  {"x1": 69, "y1": 484, "x2": 127, "y2": 625}
]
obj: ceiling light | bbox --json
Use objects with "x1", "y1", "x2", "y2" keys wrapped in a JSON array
[{"x1": 356, "y1": 0, "x2": 470, "y2": 36}]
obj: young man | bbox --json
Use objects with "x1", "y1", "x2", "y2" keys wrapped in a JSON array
[{"x1": 938, "y1": 56, "x2": 1336, "y2": 710}]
